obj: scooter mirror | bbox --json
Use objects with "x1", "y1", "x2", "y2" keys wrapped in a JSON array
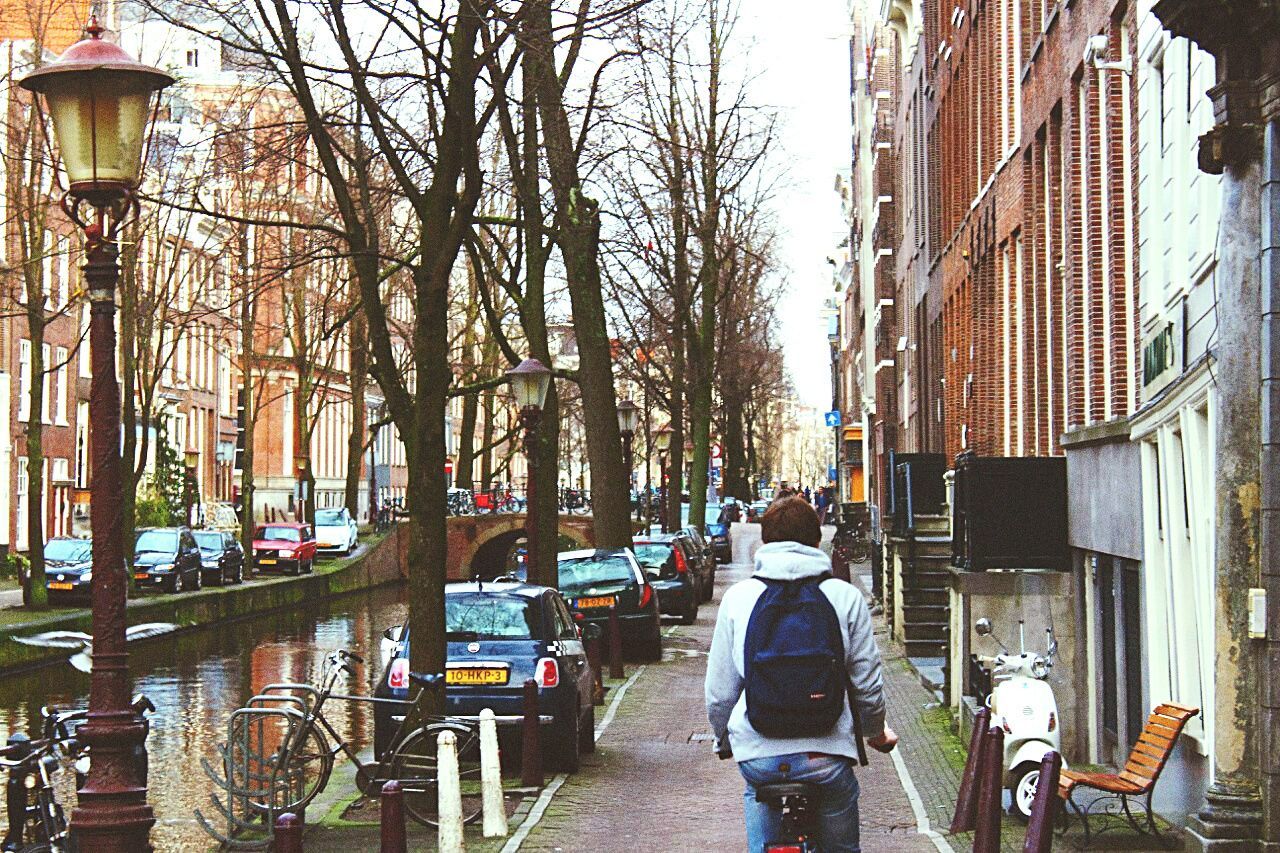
[{"x1": 975, "y1": 618, "x2": 993, "y2": 637}]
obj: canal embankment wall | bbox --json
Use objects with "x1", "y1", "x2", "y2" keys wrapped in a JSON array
[{"x1": 0, "y1": 524, "x2": 409, "y2": 676}]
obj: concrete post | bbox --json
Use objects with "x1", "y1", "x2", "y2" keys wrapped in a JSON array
[
  {"x1": 950, "y1": 707, "x2": 990, "y2": 832},
  {"x1": 436, "y1": 730, "x2": 465, "y2": 853},
  {"x1": 478, "y1": 709, "x2": 507, "y2": 838},
  {"x1": 379, "y1": 780, "x2": 406, "y2": 853},
  {"x1": 972, "y1": 726, "x2": 1004, "y2": 853},
  {"x1": 274, "y1": 812, "x2": 303, "y2": 853},
  {"x1": 520, "y1": 679, "x2": 543, "y2": 788}
]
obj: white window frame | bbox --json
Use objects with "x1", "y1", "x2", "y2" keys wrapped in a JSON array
[
  {"x1": 18, "y1": 340, "x2": 32, "y2": 422},
  {"x1": 55, "y1": 346, "x2": 69, "y2": 425}
]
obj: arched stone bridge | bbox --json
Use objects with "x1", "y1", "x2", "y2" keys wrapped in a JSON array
[{"x1": 444, "y1": 513, "x2": 598, "y2": 580}]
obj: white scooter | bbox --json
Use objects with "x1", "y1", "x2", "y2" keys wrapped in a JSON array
[{"x1": 974, "y1": 617, "x2": 1064, "y2": 820}]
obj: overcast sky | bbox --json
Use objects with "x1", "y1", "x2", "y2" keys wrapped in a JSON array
[{"x1": 735, "y1": 0, "x2": 852, "y2": 410}]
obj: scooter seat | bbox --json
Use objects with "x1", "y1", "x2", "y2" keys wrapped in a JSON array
[{"x1": 755, "y1": 782, "x2": 822, "y2": 803}]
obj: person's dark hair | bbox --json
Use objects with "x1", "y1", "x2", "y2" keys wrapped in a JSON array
[{"x1": 761, "y1": 496, "x2": 822, "y2": 547}]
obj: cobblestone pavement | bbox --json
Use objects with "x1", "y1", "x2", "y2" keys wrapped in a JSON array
[{"x1": 517, "y1": 524, "x2": 936, "y2": 852}]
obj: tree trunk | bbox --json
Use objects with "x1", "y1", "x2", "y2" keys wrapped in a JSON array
[
  {"x1": 239, "y1": 225, "x2": 258, "y2": 564},
  {"x1": 345, "y1": 309, "x2": 368, "y2": 518},
  {"x1": 24, "y1": 311, "x2": 47, "y2": 609},
  {"x1": 526, "y1": 0, "x2": 631, "y2": 549}
]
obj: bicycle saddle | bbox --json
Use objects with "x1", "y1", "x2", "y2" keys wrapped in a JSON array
[{"x1": 755, "y1": 782, "x2": 821, "y2": 803}]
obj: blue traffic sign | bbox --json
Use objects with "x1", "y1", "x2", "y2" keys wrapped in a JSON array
[{"x1": 824, "y1": 410, "x2": 842, "y2": 428}]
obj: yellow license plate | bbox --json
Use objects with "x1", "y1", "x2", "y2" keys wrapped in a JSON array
[
  {"x1": 48, "y1": 582, "x2": 74, "y2": 591},
  {"x1": 575, "y1": 595, "x2": 616, "y2": 609},
  {"x1": 134, "y1": 573, "x2": 149, "y2": 581},
  {"x1": 446, "y1": 668, "x2": 508, "y2": 686},
  {"x1": 259, "y1": 559, "x2": 277, "y2": 565}
]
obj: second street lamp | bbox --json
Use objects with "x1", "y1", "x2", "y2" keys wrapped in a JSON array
[
  {"x1": 617, "y1": 400, "x2": 639, "y2": 520},
  {"x1": 183, "y1": 449, "x2": 199, "y2": 528},
  {"x1": 20, "y1": 16, "x2": 173, "y2": 850},
  {"x1": 506, "y1": 359, "x2": 552, "y2": 583},
  {"x1": 295, "y1": 455, "x2": 310, "y2": 523},
  {"x1": 653, "y1": 423, "x2": 673, "y2": 532}
]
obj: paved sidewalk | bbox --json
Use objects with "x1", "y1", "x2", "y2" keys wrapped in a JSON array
[{"x1": 517, "y1": 523, "x2": 935, "y2": 852}]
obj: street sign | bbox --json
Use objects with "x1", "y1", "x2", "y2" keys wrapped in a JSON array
[
  {"x1": 824, "y1": 410, "x2": 842, "y2": 428},
  {"x1": 711, "y1": 443, "x2": 723, "y2": 459},
  {"x1": 828, "y1": 466, "x2": 838, "y2": 481}
]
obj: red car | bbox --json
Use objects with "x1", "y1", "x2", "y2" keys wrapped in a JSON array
[{"x1": 252, "y1": 522, "x2": 317, "y2": 575}]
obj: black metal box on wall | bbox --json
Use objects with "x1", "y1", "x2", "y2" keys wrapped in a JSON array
[
  {"x1": 887, "y1": 451, "x2": 947, "y2": 533},
  {"x1": 951, "y1": 452, "x2": 1069, "y2": 570}
]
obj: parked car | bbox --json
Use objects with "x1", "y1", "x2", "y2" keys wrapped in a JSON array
[
  {"x1": 678, "y1": 526, "x2": 717, "y2": 600},
  {"x1": 132, "y1": 527, "x2": 203, "y2": 593},
  {"x1": 252, "y1": 523, "x2": 317, "y2": 575},
  {"x1": 556, "y1": 548, "x2": 662, "y2": 661},
  {"x1": 314, "y1": 507, "x2": 359, "y2": 556},
  {"x1": 43, "y1": 537, "x2": 94, "y2": 603},
  {"x1": 194, "y1": 530, "x2": 245, "y2": 586},
  {"x1": 373, "y1": 580, "x2": 597, "y2": 771},
  {"x1": 631, "y1": 536, "x2": 700, "y2": 624},
  {"x1": 705, "y1": 522, "x2": 732, "y2": 563}
]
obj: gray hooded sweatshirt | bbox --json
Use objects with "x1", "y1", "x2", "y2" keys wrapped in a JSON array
[{"x1": 704, "y1": 541, "x2": 886, "y2": 764}]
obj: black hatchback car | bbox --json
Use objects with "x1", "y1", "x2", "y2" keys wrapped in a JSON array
[
  {"x1": 557, "y1": 549, "x2": 662, "y2": 661},
  {"x1": 374, "y1": 581, "x2": 596, "y2": 772},
  {"x1": 632, "y1": 537, "x2": 700, "y2": 624},
  {"x1": 194, "y1": 530, "x2": 245, "y2": 586},
  {"x1": 705, "y1": 522, "x2": 732, "y2": 563},
  {"x1": 132, "y1": 527, "x2": 203, "y2": 593},
  {"x1": 43, "y1": 537, "x2": 94, "y2": 603}
]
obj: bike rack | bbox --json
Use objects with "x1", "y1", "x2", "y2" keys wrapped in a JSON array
[{"x1": 196, "y1": 705, "x2": 306, "y2": 850}]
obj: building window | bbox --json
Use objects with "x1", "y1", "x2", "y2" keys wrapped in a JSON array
[
  {"x1": 41, "y1": 343, "x2": 51, "y2": 425},
  {"x1": 55, "y1": 347, "x2": 68, "y2": 425},
  {"x1": 75, "y1": 402, "x2": 89, "y2": 488},
  {"x1": 79, "y1": 304, "x2": 92, "y2": 378},
  {"x1": 18, "y1": 340, "x2": 32, "y2": 422},
  {"x1": 186, "y1": 48, "x2": 199, "y2": 67},
  {"x1": 16, "y1": 458, "x2": 29, "y2": 550}
]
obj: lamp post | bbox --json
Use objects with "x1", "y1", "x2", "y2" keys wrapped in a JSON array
[
  {"x1": 616, "y1": 400, "x2": 639, "y2": 520},
  {"x1": 653, "y1": 424, "x2": 672, "y2": 532},
  {"x1": 20, "y1": 17, "x2": 173, "y2": 850},
  {"x1": 506, "y1": 359, "x2": 552, "y2": 583},
  {"x1": 295, "y1": 455, "x2": 309, "y2": 523},
  {"x1": 368, "y1": 402, "x2": 383, "y2": 527},
  {"x1": 183, "y1": 449, "x2": 199, "y2": 528}
]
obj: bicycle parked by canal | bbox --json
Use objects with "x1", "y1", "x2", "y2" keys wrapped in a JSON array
[{"x1": 197, "y1": 648, "x2": 532, "y2": 846}]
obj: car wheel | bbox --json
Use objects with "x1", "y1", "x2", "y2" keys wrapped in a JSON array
[
  {"x1": 639, "y1": 620, "x2": 663, "y2": 662},
  {"x1": 680, "y1": 585, "x2": 699, "y2": 625},
  {"x1": 170, "y1": 572, "x2": 183, "y2": 594},
  {"x1": 235, "y1": 564, "x2": 245, "y2": 584},
  {"x1": 193, "y1": 567, "x2": 203, "y2": 590},
  {"x1": 551, "y1": 702, "x2": 581, "y2": 773},
  {"x1": 579, "y1": 703, "x2": 596, "y2": 754},
  {"x1": 303, "y1": 558, "x2": 313, "y2": 574}
]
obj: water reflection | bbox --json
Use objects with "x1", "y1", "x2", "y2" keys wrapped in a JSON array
[{"x1": 0, "y1": 583, "x2": 408, "y2": 851}]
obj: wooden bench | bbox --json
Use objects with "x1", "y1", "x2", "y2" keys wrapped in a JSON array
[{"x1": 1057, "y1": 702, "x2": 1199, "y2": 846}]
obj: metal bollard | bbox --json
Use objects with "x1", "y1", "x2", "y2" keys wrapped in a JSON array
[
  {"x1": 274, "y1": 812, "x2": 303, "y2": 853},
  {"x1": 437, "y1": 730, "x2": 465, "y2": 853},
  {"x1": 380, "y1": 780, "x2": 407, "y2": 853},
  {"x1": 607, "y1": 606, "x2": 625, "y2": 680},
  {"x1": 520, "y1": 678, "x2": 543, "y2": 788},
  {"x1": 585, "y1": 633, "x2": 605, "y2": 705},
  {"x1": 972, "y1": 726, "x2": 1005, "y2": 853},
  {"x1": 1022, "y1": 750, "x2": 1063, "y2": 853},
  {"x1": 479, "y1": 709, "x2": 508, "y2": 838},
  {"x1": 950, "y1": 706, "x2": 991, "y2": 833}
]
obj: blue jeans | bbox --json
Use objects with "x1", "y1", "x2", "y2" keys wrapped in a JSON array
[{"x1": 739, "y1": 752, "x2": 860, "y2": 852}]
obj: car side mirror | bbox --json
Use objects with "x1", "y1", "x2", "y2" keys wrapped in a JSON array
[
  {"x1": 583, "y1": 623, "x2": 603, "y2": 641},
  {"x1": 974, "y1": 618, "x2": 992, "y2": 637},
  {"x1": 383, "y1": 625, "x2": 404, "y2": 642}
]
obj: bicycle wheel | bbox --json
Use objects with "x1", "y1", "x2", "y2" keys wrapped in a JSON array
[
  {"x1": 250, "y1": 722, "x2": 333, "y2": 814},
  {"x1": 390, "y1": 721, "x2": 484, "y2": 827}
]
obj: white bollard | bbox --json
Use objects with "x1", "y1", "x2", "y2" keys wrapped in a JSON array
[
  {"x1": 479, "y1": 708, "x2": 508, "y2": 838},
  {"x1": 437, "y1": 729, "x2": 466, "y2": 853}
]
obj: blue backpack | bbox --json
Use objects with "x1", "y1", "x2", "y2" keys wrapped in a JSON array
[{"x1": 743, "y1": 575, "x2": 848, "y2": 738}]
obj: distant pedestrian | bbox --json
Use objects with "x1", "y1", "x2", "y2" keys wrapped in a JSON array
[
  {"x1": 706, "y1": 497, "x2": 897, "y2": 852},
  {"x1": 815, "y1": 489, "x2": 830, "y2": 524}
]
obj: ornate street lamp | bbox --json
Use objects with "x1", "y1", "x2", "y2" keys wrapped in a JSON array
[
  {"x1": 653, "y1": 423, "x2": 673, "y2": 532},
  {"x1": 183, "y1": 449, "x2": 199, "y2": 528},
  {"x1": 617, "y1": 400, "x2": 639, "y2": 518},
  {"x1": 295, "y1": 454, "x2": 310, "y2": 523},
  {"x1": 506, "y1": 358, "x2": 551, "y2": 581},
  {"x1": 20, "y1": 16, "x2": 173, "y2": 850}
]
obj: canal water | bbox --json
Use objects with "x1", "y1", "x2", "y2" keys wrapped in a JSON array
[{"x1": 0, "y1": 583, "x2": 409, "y2": 851}]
